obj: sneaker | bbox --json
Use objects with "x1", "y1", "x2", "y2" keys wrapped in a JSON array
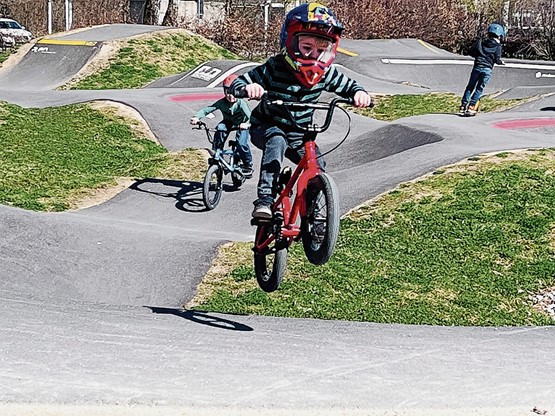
[
  {"x1": 458, "y1": 104, "x2": 467, "y2": 115},
  {"x1": 466, "y1": 104, "x2": 478, "y2": 117},
  {"x1": 252, "y1": 203, "x2": 272, "y2": 220},
  {"x1": 242, "y1": 164, "x2": 254, "y2": 179}
]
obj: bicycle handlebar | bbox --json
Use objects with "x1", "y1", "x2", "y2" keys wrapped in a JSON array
[
  {"x1": 266, "y1": 97, "x2": 353, "y2": 133},
  {"x1": 233, "y1": 87, "x2": 370, "y2": 134},
  {"x1": 191, "y1": 121, "x2": 242, "y2": 132}
]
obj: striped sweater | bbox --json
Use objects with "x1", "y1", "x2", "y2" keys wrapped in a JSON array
[{"x1": 230, "y1": 54, "x2": 366, "y2": 130}]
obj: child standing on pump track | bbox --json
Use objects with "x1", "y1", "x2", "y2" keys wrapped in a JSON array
[
  {"x1": 229, "y1": 2, "x2": 372, "y2": 219},
  {"x1": 459, "y1": 23, "x2": 506, "y2": 117},
  {"x1": 190, "y1": 74, "x2": 254, "y2": 177}
]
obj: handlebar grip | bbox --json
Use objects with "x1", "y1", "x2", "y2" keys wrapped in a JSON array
[{"x1": 233, "y1": 88, "x2": 249, "y2": 99}]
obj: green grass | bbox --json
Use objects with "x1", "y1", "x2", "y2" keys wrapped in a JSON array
[
  {"x1": 0, "y1": 48, "x2": 12, "y2": 65},
  {"x1": 0, "y1": 101, "x2": 205, "y2": 211},
  {"x1": 352, "y1": 93, "x2": 525, "y2": 121},
  {"x1": 68, "y1": 31, "x2": 239, "y2": 89},
  {"x1": 0, "y1": 44, "x2": 20, "y2": 66},
  {"x1": 192, "y1": 150, "x2": 555, "y2": 326}
]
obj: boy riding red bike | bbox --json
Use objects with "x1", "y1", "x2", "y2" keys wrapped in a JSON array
[
  {"x1": 230, "y1": 2, "x2": 371, "y2": 220},
  {"x1": 230, "y1": 2, "x2": 372, "y2": 291}
]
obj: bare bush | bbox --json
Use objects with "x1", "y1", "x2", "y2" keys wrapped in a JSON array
[
  {"x1": 0, "y1": 0, "x2": 128, "y2": 36},
  {"x1": 1, "y1": 0, "x2": 553, "y2": 60},
  {"x1": 71, "y1": 0, "x2": 128, "y2": 28},
  {"x1": 0, "y1": 0, "x2": 47, "y2": 35},
  {"x1": 182, "y1": 6, "x2": 283, "y2": 60},
  {"x1": 327, "y1": 0, "x2": 476, "y2": 53}
]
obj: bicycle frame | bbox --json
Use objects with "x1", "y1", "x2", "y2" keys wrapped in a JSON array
[
  {"x1": 280, "y1": 141, "x2": 319, "y2": 232},
  {"x1": 255, "y1": 139, "x2": 320, "y2": 253},
  {"x1": 195, "y1": 122, "x2": 243, "y2": 175},
  {"x1": 212, "y1": 146, "x2": 239, "y2": 175}
]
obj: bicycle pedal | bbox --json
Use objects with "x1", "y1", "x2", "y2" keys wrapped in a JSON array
[{"x1": 251, "y1": 217, "x2": 271, "y2": 226}]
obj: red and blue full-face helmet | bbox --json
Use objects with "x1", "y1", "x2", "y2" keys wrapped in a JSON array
[{"x1": 279, "y1": 2, "x2": 344, "y2": 88}]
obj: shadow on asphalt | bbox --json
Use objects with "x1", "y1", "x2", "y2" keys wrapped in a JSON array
[
  {"x1": 541, "y1": 107, "x2": 555, "y2": 111},
  {"x1": 130, "y1": 178, "x2": 243, "y2": 212},
  {"x1": 130, "y1": 178, "x2": 204, "y2": 212},
  {"x1": 146, "y1": 306, "x2": 254, "y2": 331}
]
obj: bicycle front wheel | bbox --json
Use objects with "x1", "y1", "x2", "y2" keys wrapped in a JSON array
[
  {"x1": 254, "y1": 224, "x2": 287, "y2": 292},
  {"x1": 301, "y1": 173, "x2": 340, "y2": 265},
  {"x1": 203, "y1": 164, "x2": 223, "y2": 210}
]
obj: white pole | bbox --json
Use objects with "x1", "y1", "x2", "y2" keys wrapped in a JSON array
[
  {"x1": 264, "y1": 1, "x2": 269, "y2": 32},
  {"x1": 69, "y1": 0, "x2": 73, "y2": 30},
  {"x1": 47, "y1": 0, "x2": 53, "y2": 34},
  {"x1": 65, "y1": 0, "x2": 69, "y2": 31}
]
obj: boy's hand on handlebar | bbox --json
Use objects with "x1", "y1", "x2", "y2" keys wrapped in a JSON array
[
  {"x1": 190, "y1": 117, "x2": 200, "y2": 125},
  {"x1": 239, "y1": 122, "x2": 251, "y2": 130},
  {"x1": 245, "y1": 83, "x2": 266, "y2": 99},
  {"x1": 353, "y1": 91, "x2": 373, "y2": 108}
]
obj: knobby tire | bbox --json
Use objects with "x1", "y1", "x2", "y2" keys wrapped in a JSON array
[
  {"x1": 203, "y1": 164, "x2": 223, "y2": 210},
  {"x1": 254, "y1": 224, "x2": 287, "y2": 292},
  {"x1": 301, "y1": 173, "x2": 340, "y2": 265}
]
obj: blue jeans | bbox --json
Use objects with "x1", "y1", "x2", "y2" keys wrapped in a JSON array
[
  {"x1": 250, "y1": 123, "x2": 325, "y2": 206},
  {"x1": 214, "y1": 122, "x2": 252, "y2": 167},
  {"x1": 462, "y1": 67, "x2": 492, "y2": 106}
]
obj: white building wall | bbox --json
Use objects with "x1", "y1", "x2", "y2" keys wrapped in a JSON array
[{"x1": 178, "y1": 0, "x2": 225, "y2": 21}]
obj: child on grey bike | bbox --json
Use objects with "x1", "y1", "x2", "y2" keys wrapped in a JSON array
[
  {"x1": 190, "y1": 74, "x2": 253, "y2": 177},
  {"x1": 229, "y1": 2, "x2": 372, "y2": 219}
]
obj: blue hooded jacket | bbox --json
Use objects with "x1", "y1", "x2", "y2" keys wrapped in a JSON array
[{"x1": 468, "y1": 36, "x2": 504, "y2": 70}]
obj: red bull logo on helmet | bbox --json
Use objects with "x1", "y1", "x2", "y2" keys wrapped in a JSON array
[{"x1": 308, "y1": 3, "x2": 339, "y2": 27}]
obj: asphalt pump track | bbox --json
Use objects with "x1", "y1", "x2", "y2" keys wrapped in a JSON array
[{"x1": 0, "y1": 25, "x2": 554, "y2": 414}]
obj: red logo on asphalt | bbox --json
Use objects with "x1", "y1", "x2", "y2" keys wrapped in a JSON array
[
  {"x1": 169, "y1": 93, "x2": 224, "y2": 102},
  {"x1": 492, "y1": 118, "x2": 555, "y2": 129}
]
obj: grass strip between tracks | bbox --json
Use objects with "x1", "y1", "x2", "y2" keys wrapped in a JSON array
[
  {"x1": 0, "y1": 101, "x2": 205, "y2": 211},
  {"x1": 66, "y1": 30, "x2": 239, "y2": 90},
  {"x1": 190, "y1": 149, "x2": 555, "y2": 326},
  {"x1": 353, "y1": 93, "x2": 526, "y2": 121}
]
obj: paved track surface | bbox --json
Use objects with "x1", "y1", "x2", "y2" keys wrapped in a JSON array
[
  {"x1": 335, "y1": 39, "x2": 555, "y2": 98},
  {"x1": 0, "y1": 25, "x2": 554, "y2": 414}
]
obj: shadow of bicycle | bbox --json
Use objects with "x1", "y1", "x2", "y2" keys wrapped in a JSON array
[
  {"x1": 130, "y1": 178, "x2": 209, "y2": 212},
  {"x1": 145, "y1": 306, "x2": 253, "y2": 331},
  {"x1": 131, "y1": 177, "x2": 243, "y2": 212}
]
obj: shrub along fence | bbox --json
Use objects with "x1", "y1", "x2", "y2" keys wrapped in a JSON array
[{"x1": 0, "y1": 0, "x2": 552, "y2": 60}]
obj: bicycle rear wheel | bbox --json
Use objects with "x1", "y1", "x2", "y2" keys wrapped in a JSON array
[
  {"x1": 203, "y1": 164, "x2": 223, "y2": 210},
  {"x1": 301, "y1": 173, "x2": 340, "y2": 265},
  {"x1": 254, "y1": 224, "x2": 287, "y2": 292}
]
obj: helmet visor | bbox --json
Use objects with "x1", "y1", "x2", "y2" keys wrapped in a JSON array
[{"x1": 294, "y1": 34, "x2": 335, "y2": 64}]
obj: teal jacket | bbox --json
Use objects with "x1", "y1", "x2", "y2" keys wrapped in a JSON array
[{"x1": 194, "y1": 98, "x2": 251, "y2": 126}]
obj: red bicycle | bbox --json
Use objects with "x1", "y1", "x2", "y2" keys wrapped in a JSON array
[{"x1": 252, "y1": 97, "x2": 354, "y2": 292}]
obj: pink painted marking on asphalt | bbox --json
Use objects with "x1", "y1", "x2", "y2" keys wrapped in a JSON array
[
  {"x1": 169, "y1": 93, "x2": 224, "y2": 102},
  {"x1": 492, "y1": 118, "x2": 555, "y2": 130}
]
